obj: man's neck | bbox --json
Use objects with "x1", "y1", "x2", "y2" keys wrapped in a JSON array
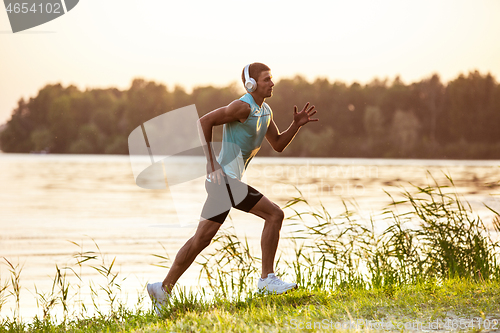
[{"x1": 250, "y1": 93, "x2": 265, "y2": 107}]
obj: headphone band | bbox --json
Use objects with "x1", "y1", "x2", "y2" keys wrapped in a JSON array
[
  {"x1": 244, "y1": 64, "x2": 257, "y2": 92},
  {"x1": 244, "y1": 64, "x2": 251, "y2": 82}
]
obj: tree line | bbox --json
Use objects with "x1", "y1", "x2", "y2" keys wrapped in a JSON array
[{"x1": 1, "y1": 70, "x2": 499, "y2": 159}]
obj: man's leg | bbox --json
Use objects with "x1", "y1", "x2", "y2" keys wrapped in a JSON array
[
  {"x1": 247, "y1": 195, "x2": 285, "y2": 279},
  {"x1": 162, "y1": 219, "x2": 221, "y2": 293}
]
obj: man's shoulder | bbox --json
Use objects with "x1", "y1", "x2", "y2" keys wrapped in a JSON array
[
  {"x1": 228, "y1": 99, "x2": 251, "y2": 112},
  {"x1": 226, "y1": 99, "x2": 251, "y2": 120}
]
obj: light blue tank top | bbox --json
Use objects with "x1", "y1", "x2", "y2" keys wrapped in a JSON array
[{"x1": 216, "y1": 93, "x2": 272, "y2": 180}]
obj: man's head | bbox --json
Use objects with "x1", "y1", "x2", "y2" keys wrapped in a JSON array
[{"x1": 241, "y1": 63, "x2": 274, "y2": 98}]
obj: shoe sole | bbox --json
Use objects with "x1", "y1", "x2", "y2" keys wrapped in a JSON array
[{"x1": 258, "y1": 284, "x2": 298, "y2": 295}]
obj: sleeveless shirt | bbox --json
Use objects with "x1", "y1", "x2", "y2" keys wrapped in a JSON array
[{"x1": 216, "y1": 93, "x2": 272, "y2": 180}]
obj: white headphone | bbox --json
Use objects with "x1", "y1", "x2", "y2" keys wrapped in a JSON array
[{"x1": 244, "y1": 64, "x2": 257, "y2": 92}]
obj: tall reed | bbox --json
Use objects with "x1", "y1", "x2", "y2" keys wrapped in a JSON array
[
  {"x1": 2, "y1": 259, "x2": 22, "y2": 321},
  {"x1": 0, "y1": 271, "x2": 9, "y2": 314},
  {"x1": 198, "y1": 226, "x2": 261, "y2": 301},
  {"x1": 284, "y1": 173, "x2": 500, "y2": 289}
]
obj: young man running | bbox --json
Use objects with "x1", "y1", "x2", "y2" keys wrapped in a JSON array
[{"x1": 148, "y1": 63, "x2": 318, "y2": 314}]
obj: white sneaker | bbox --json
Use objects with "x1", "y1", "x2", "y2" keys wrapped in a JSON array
[
  {"x1": 257, "y1": 273, "x2": 297, "y2": 294},
  {"x1": 147, "y1": 282, "x2": 169, "y2": 315}
]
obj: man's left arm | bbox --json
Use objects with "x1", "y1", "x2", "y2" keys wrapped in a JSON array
[{"x1": 265, "y1": 102, "x2": 318, "y2": 152}]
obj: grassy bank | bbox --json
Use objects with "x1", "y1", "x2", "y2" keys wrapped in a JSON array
[
  {"x1": 1, "y1": 280, "x2": 500, "y2": 332},
  {"x1": 160, "y1": 280, "x2": 500, "y2": 332},
  {"x1": 1, "y1": 174, "x2": 500, "y2": 332}
]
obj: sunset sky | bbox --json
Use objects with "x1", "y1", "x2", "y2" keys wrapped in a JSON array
[{"x1": 1, "y1": 0, "x2": 499, "y2": 125}]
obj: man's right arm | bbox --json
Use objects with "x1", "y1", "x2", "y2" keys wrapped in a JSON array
[{"x1": 197, "y1": 100, "x2": 251, "y2": 184}]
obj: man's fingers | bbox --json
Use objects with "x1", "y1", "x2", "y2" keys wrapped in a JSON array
[
  {"x1": 308, "y1": 110, "x2": 318, "y2": 117},
  {"x1": 301, "y1": 102, "x2": 310, "y2": 112},
  {"x1": 293, "y1": 105, "x2": 298, "y2": 114}
]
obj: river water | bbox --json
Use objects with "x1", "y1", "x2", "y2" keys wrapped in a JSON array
[{"x1": 0, "y1": 153, "x2": 499, "y2": 320}]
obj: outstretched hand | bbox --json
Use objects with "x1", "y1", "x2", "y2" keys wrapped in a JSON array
[{"x1": 293, "y1": 102, "x2": 319, "y2": 127}]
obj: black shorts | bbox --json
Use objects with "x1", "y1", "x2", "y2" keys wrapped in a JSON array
[{"x1": 200, "y1": 174, "x2": 263, "y2": 224}]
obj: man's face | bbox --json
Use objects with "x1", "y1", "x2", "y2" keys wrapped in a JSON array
[{"x1": 255, "y1": 70, "x2": 274, "y2": 98}]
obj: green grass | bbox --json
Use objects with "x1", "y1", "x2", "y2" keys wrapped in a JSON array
[
  {"x1": 152, "y1": 279, "x2": 500, "y2": 333},
  {"x1": 1, "y1": 280, "x2": 499, "y2": 332},
  {"x1": 1, "y1": 173, "x2": 500, "y2": 332}
]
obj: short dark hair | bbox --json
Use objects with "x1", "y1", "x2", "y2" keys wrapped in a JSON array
[{"x1": 241, "y1": 63, "x2": 271, "y2": 86}]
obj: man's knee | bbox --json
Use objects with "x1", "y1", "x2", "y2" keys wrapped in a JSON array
[
  {"x1": 251, "y1": 196, "x2": 284, "y2": 224},
  {"x1": 271, "y1": 203, "x2": 285, "y2": 224}
]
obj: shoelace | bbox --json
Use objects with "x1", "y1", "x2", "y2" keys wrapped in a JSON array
[{"x1": 267, "y1": 276, "x2": 286, "y2": 285}]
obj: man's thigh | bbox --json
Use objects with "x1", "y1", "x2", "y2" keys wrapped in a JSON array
[
  {"x1": 200, "y1": 178, "x2": 233, "y2": 224},
  {"x1": 247, "y1": 195, "x2": 282, "y2": 221}
]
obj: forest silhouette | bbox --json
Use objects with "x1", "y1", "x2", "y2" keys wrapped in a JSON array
[{"x1": 1, "y1": 70, "x2": 499, "y2": 159}]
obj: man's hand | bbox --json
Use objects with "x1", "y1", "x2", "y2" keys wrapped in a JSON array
[
  {"x1": 293, "y1": 102, "x2": 318, "y2": 127},
  {"x1": 207, "y1": 161, "x2": 225, "y2": 185}
]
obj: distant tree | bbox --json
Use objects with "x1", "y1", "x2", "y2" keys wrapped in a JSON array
[
  {"x1": 363, "y1": 105, "x2": 386, "y2": 155},
  {"x1": 105, "y1": 135, "x2": 128, "y2": 154},
  {"x1": 124, "y1": 79, "x2": 170, "y2": 133},
  {"x1": 444, "y1": 71, "x2": 497, "y2": 143},
  {"x1": 48, "y1": 94, "x2": 79, "y2": 153},
  {"x1": 30, "y1": 127, "x2": 53, "y2": 152},
  {"x1": 170, "y1": 85, "x2": 191, "y2": 110},
  {"x1": 412, "y1": 74, "x2": 445, "y2": 144},
  {"x1": 390, "y1": 109, "x2": 421, "y2": 156},
  {"x1": 0, "y1": 99, "x2": 32, "y2": 152},
  {"x1": 297, "y1": 127, "x2": 335, "y2": 157},
  {"x1": 69, "y1": 123, "x2": 105, "y2": 154}
]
